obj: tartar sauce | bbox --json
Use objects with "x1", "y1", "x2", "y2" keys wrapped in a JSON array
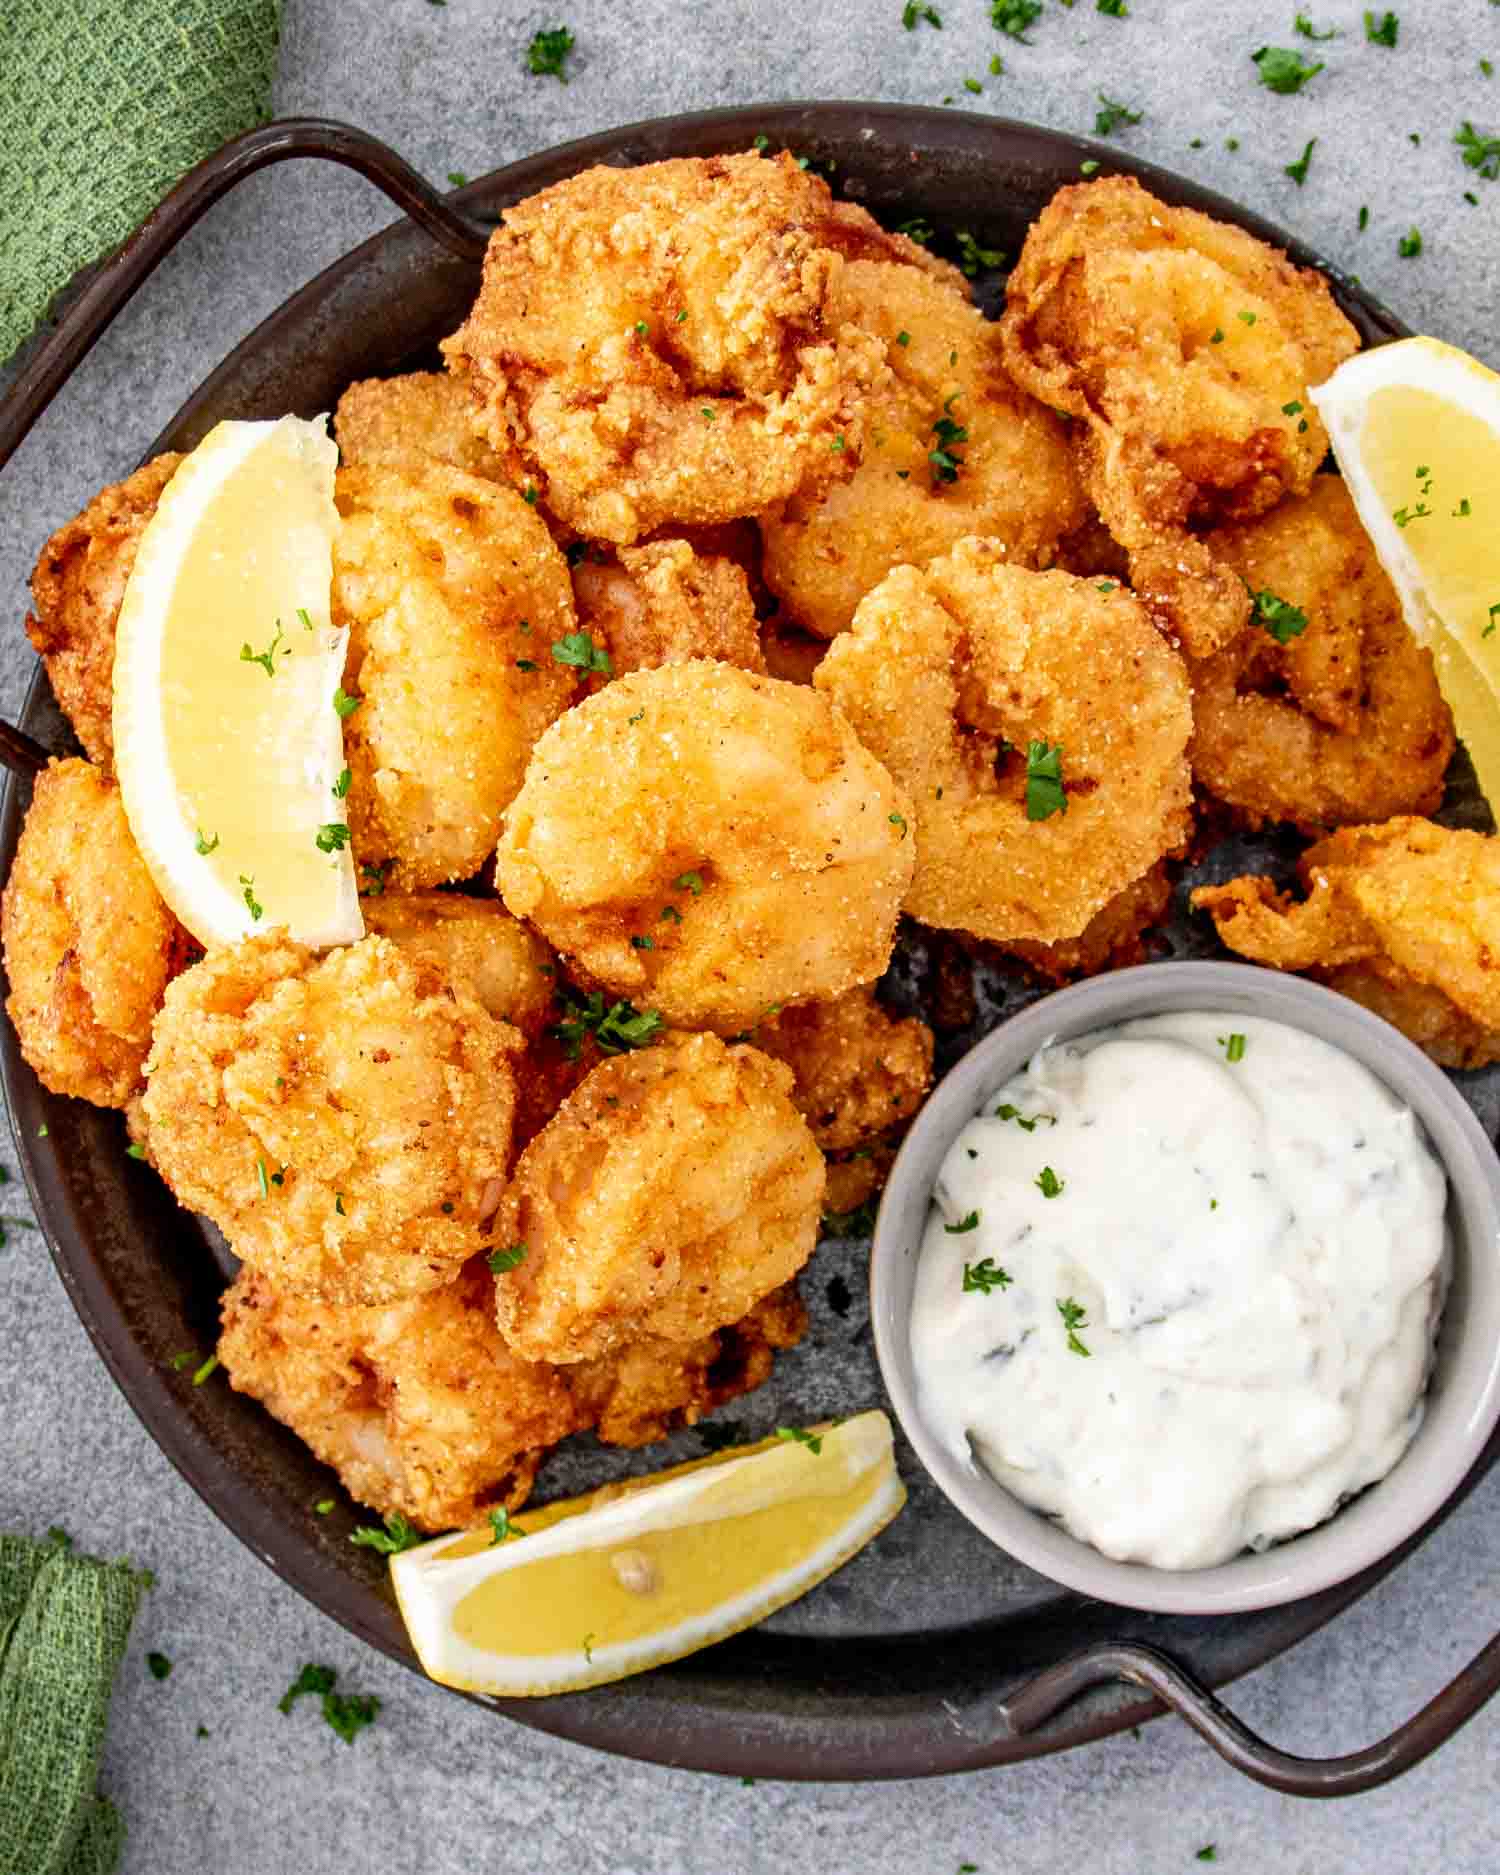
[{"x1": 910, "y1": 1012, "x2": 1449, "y2": 1570}]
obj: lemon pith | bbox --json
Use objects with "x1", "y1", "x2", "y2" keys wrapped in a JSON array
[
  {"x1": 112, "y1": 416, "x2": 362, "y2": 950},
  {"x1": 389, "y1": 1411, "x2": 906, "y2": 1697}
]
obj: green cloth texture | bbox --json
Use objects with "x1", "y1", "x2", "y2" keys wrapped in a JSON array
[
  {"x1": 0, "y1": 1533, "x2": 147, "y2": 1875},
  {"x1": 0, "y1": 0, "x2": 284, "y2": 363}
]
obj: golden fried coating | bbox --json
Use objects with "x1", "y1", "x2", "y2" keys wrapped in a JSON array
[
  {"x1": 1003, "y1": 859, "x2": 1174, "y2": 983},
  {"x1": 495, "y1": 662, "x2": 915, "y2": 1031},
  {"x1": 572, "y1": 538, "x2": 765, "y2": 676},
  {"x1": 759, "y1": 620, "x2": 828, "y2": 685},
  {"x1": 2, "y1": 759, "x2": 185, "y2": 1106},
  {"x1": 815, "y1": 540, "x2": 1192, "y2": 944},
  {"x1": 219, "y1": 1260, "x2": 577, "y2": 1530},
  {"x1": 361, "y1": 892, "x2": 556, "y2": 1036},
  {"x1": 575, "y1": 1283, "x2": 809, "y2": 1448},
  {"x1": 760, "y1": 256, "x2": 1085, "y2": 639},
  {"x1": 25, "y1": 454, "x2": 183, "y2": 765},
  {"x1": 441, "y1": 153, "x2": 887, "y2": 543},
  {"x1": 334, "y1": 371, "x2": 517, "y2": 481},
  {"x1": 752, "y1": 986, "x2": 933, "y2": 1154},
  {"x1": 493, "y1": 1033, "x2": 824, "y2": 1363},
  {"x1": 1193, "y1": 818, "x2": 1500, "y2": 1068},
  {"x1": 1188, "y1": 477, "x2": 1453, "y2": 831},
  {"x1": 999, "y1": 177, "x2": 1360, "y2": 656},
  {"x1": 333, "y1": 461, "x2": 577, "y2": 888},
  {"x1": 143, "y1": 933, "x2": 523, "y2": 1302}
]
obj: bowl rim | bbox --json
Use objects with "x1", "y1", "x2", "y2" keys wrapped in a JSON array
[{"x1": 871, "y1": 959, "x2": 1500, "y2": 1616}]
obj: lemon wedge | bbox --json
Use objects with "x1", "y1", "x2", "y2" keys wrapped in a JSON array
[
  {"x1": 112, "y1": 415, "x2": 362, "y2": 949},
  {"x1": 390, "y1": 1410, "x2": 906, "y2": 1697},
  {"x1": 1311, "y1": 336, "x2": 1500, "y2": 807}
]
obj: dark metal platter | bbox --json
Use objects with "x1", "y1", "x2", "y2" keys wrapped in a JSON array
[{"x1": 4, "y1": 101, "x2": 1498, "y2": 1784}]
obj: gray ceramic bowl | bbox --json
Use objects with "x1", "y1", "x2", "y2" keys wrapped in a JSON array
[{"x1": 872, "y1": 960, "x2": 1500, "y2": 1615}]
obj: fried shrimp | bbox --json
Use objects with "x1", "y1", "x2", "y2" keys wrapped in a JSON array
[
  {"x1": 495, "y1": 662, "x2": 915, "y2": 1031},
  {"x1": 1003, "y1": 860, "x2": 1174, "y2": 983},
  {"x1": 493, "y1": 1032, "x2": 824, "y2": 1363},
  {"x1": 334, "y1": 371, "x2": 517, "y2": 481},
  {"x1": 441, "y1": 153, "x2": 887, "y2": 543},
  {"x1": 361, "y1": 893, "x2": 557, "y2": 1037},
  {"x1": 25, "y1": 453, "x2": 183, "y2": 765},
  {"x1": 814, "y1": 540, "x2": 1192, "y2": 944},
  {"x1": 142, "y1": 933, "x2": 523, "y2": 1303},
  {"x1": 760, "y1": 255, "x2": 1085, "y2": 639},
  {"x1": 752, "y1": 987, "x2": 934, "y2": 1154},
  {"x1": 1188, "y1": 476, "x2": 1453, "y2": 831},
  {"x1": 571, "y1": 537, "x2": 765, "y2": 676},
  {"x1": 333, "y1": 460, "x2": 577, "y2": 888},
  {"x1": 999, "y1": 176, "x2": 1360, "y2": 656},
  {"x1": 2, "y1": 759, "x2": 186, "y2": 1106},
  {"x1": 219, "y1": 1260, "x2": 579, "y2": 1529},
  {"x1": 1194, "y1": 819, "x2": 1500, "y2": 1069}
]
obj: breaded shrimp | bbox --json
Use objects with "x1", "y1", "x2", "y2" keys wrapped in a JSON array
[
  {"x1": 143, "y1": 933, "x2": 523, "y2": 1303},
  {"x1": 2, "y1": 758, "x2": 187, "y2": 1107},
  {"x1": 441, "y1": 153, "x2": 888, "y2": 542},
  {"x1": 1188, "y1": 476, "x2": 1453, "y2": 831},
  {"x1": 361, "y1": 892, "x2": 557, "y2": 1036},
  {"x1": 495, "y1": 662, "x2": 915, "y2": 1031},
  {"x1": 751, "y1": 986, "x2": 934, "y2": 1154},
  {"x1": 493, "y1": 1032, "x2": 824, "y2": 1363},
  {"x1": 571, "y1": 537, "x2": 765, "y2": 676},
  {"x1": 760, "y1": 255, "x2": 1085, "y2": 639},
  {"x1": 334, "y1": 371, "x2": 518, "y2": 481},
  {"x1": 1000, "y1": 176, "x2": 1360, "y2": 656},
  {"x1": 333, "y1": 460, "x2": 578, "y2": 888},
  {"x1": 1193, "y1": 818, "x2": 1500, "y2": 1068},
  {"x1": 815, "y1": 540, "x2": 1193, "y2": 944},
  {"x1": 25, "y1": 454, "x2": 183, "y2": 764}
]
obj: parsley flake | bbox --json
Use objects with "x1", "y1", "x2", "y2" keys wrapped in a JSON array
[
  {"x1": 963, "y1": 1257, "x2": 1013, "y2": 1293},
  {"x1": 240, "y1": 876, "x2": 262, "y2": 921},
  {"x1": 1035, "y1": 1166, "x2": 1064, "y2": 1198},
  {"x1": 630, "y1": 933, "x2": 655, "y2": 950},
  {"x1": 1079, "y1": 158, "x2": 1101, "y2": 176},
  {"x1": 1094, "y1": 94, "x2": 1143, "y2": 136},
  {"x1": 1398, "y1": 226, "x2": 1423, "y2": 257},
  {"x1": 239, "y1": 620, "x2": 286, "y2": 678},
  {"x1": 195, "y1": 829, "x2": 219, "y2": 855},
  {"x1": 1057, "y1": 1296, "x2": 1091, "y2": 1355},
  {"x1": 1457, "y1": 121, "x2": 1500, "y2": 180},
  {"x1": 192, "y1": 1354, "x2": 219, "y2": 1386},
  {"x1": 1247, "y1": 586, "x2": 1309, "y2": 644},
  {"x1": 550, "y1": 989, "x2": 665, "y2": 1060},
  {"x1": 349, "y1": 1511, "x2": 420, "y2": 1555},
  {"x1": 1252, "y1": 45, "x2": 1324, "y2": 92},
  {"x1": 775, "y1": 1426, "x2": 824, "y2": 1455},
  {"x1": 551, "y1": 630, "x2": 613, "y2": 676},
  {"x1": 944, "y1": 1210, "x2": 981, "y2": 1234},
  {"x1": 146, "y1": 1651, "x2": 172, "y2": 1680},
  {"x1": 995, "y1": 1102, "x2": 1053, "y2": 1130},
  {"x1": 1024, "y1": 739, "x2": 1067, "y2": 821},
  {"x1": 674, "y1": 870, "x2": 705, "y2": 895},
  {"x1": 1294, "y1": 11, "x2": 1338, "y2": 35},
  {"x1": 902, "y1": 0, "x2": 944, "y2": 27},
  {"x1": 990, "y1": 0, "x2": 1042, "y2": 37},
  {"x1": 488, "y1": 1243, "x2": 529, "y2": 1274},
  {"x1": 1284, "y1": 137, "x2": 1317, "y2": 185},
  {"x1": 1196, "y1": 1852, "x2": 1218, "y2": 1865},
  {"x1": 333, "y1": 686, "x2": 361, "y2": 718},
  {"x1": 279, "y1": 1664, "x2": 336, "y2": 1714},
  {"x1": 126, "y1": 1142, "x2": 147, "y2": 1161},
  {"x1": 955, "y1": 229, "x2": 1004, "y2": 275},
  {"x1": 1220, "y1": 1032, "x2": 1247, "y2": 1062},
  {"x1": 1364, "y1": 9, "x2": 1398, "y2": 46},
  {"x1": 1097, "y1": 0, "x2": 1128, "y2": 14},
  {"x1": 889, "y1": 811, "x2": 909, "y2": 839},
  {"x1": 447, "y1": 171, "x2": 468, "y2": 188},
  {"x1": 488, "y1": 1507, "x2": 525, "y2": 1544},
  {"x1": 930, "y1": 409, "x2": 968, "y2": 482},
  {"x1": 315, "y1": 822, "x2": 351, "y2": 853},
  {"x1": 527, "y1": 25, "x2": 574, "y2": 80}
]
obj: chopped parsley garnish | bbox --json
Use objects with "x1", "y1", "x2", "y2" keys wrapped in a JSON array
[
  {"x1": 889, "y1": 811, "x2": 909, "y2": 839},
  {"x1": 359, "y1": 861, "x2": 390, "y2": 898},
  {"x1": 1393, "y1": 501, "x2": 1431, "y2": 526},
  {"x1": 633, "y1": 319, "x2": 649, "y2": 335},
  {"x1": 239, "y1": 620, "x2": 286, "y2": 677},
  {"x1": 1057, "y1": 1296, "x2": 1091, "y2": 1355},
  {"x1": 1284, "y1": 137, "x2": 1317, "y2": 186},
  {"x1": 895, "y1": 329, "x2": 912, "y2": 347},
  {"x1": 930, "y1": 409, "x2": 968, "y2": 482},
  {"x1": 944, "y1": 1210, "x2": 981, "y2": 1234},
  {"x1": 332, "y1": 767, "x2": 351, "y2": 799},
  {"x1": 126, "y1": 1143, "x2": 147, "y2": 1161},
  {"x1": 963, "y1": 1257, "x2": 1013, "y2": 1293},
  {"x1": 1024, "y1": 739, "x2": 1067, "y2": 821},
  {"x1": 314, "y1": 1499, "x2": 334, "y2": 1515},
  {"x1": 1359, "y1": 203, "x2": 1370, "y2": 230},
  {"x1": 333, "y1": 686, "x2": 361, "y2": 718},
  {"x1": 171, "y1": 1352, "x2": 195, "y2": 1372},
  {"x1": 1097, "y1": 0, "x2": 1128, "y2": 14},
  {"x1": 1281, "y1": 399, "x2": 1304, "y2": 416},
  {"x1": 488, "y1": 1243, "x2": 528, "y2": 1274},
  {"x1": 1363, "y1": 9, "x2": 1398, "y2": 46},
  {"x1": 1035, "y1": 1166, "x2": 1064, "y2": 1199},
  {"x1": 630, "y1": 933, "x2": 655, "y2": 950},
  {"x1": 1210, "y1": 327, "x2": 1225, "y2": 342},
  {"x1": 1247, "y1": 586, "x2": 1309, "y2": 644},
  {"x1": 1079, "y1": 158, "x2": 1101, "y2": 176},
  {"x1": 697, "y1": 1419, "x2": 746, "y2": 1452},
  {"x1": 550, "y1": 989, "x2": 665, "y2": 1060},
  {"x1": 902, "y1": 0, "x2": 943, "y2": 27},
  {"x1": 963, "y1": 76, "x2": 983, "y2": 93},
  {"x1": 195, "y1": 829, "x2": 219, "y2": 855},
  {"x1": 1094, "y1": 94, "x2": 1142, "y2": 136},
  {"x1": 146, "y1": 1651, "x2": 173, "y2": 1680},
  {"x1": 660, "y1": 902, "x2": 683, "y2": 923},
  {"x1": 1454, "y1": 498, "x2": 1472, "y2": 518},
  {"x1": 488, "y1": 1507, "x2": 525, "y2": 1544},
  {"x1": 995, "y1": 1102, "x2": 1053, "y2": 1130},
  {"x1": 239, "y1": 876, "x2": 262, "y2": 921},
  {"x1": 527, "y1": 24, "x2": 574, "y2": 80},
  {"x1": 280, "y1": 1664, "x2": 379, "y2": 1744},
  {"x1": 1457, "y1": 121, "x2": 1500, "y2": 180},
  {"x1": 315, "y1": 822, "x2": 351, "y2": 853},
  {"x1": 521, "y1": 485, "x2": 540, "y2": 505},
  {"x1": 1486, "y1": 601, "x2": 1500, "y2": 640},
  {"x1": 1252, "y1": 45, "x2": 1325, "y2": 92},
  {"x1": 674, "y1": 870, "x2": 705, "y2": 895},
  {"x1": 775, "y1": 1426, "x2": 824, "y2": 1455},
  {"x1": 1294, "y1": 11, "x2": 1338, "y2": 35},
  {"x1": 255, "y1": 1155, "x2": 270, "y2": 1198},
  {"x1": 551, "y1": 630, "x2": 613, "y2": 675},
  {"x1": 349, "y1": 1511, "x2": 420, "y2": 1555},
  {"x1": 447, "y1": 171, "x2": 468, "y2": 188},
  {"x1": 192, "y1": 1354, "x2": 219, "y2": 1386},
  {"x1": 955, "y1": 229, "x2": 1004, "y2": 276},
  {"x1": 1398, "y1": 226, "x2": 1423, "y2": 257},
  {"x1": 895, "y1": 216, "x2": 934, "y2": 244},
  {"x1": 1196, "y1": 1848, "x2": 1217, "y2": 1863},
  {"x1": 1237, "y1": 309, "x2": 1257, "y2": 325},
  {"x1": 279, "y1": 1663, "x2": 336, "y2": 1713},
  {"x1": 821, "y1": 1193, "x2": 881, "y2": 1239},
  {"x1": 1220, "y1": 1031, "x2": 1247, "y2": 1062},
  {"x1": 991, "y1": 0, "x2": 1042, "y2": 38}
]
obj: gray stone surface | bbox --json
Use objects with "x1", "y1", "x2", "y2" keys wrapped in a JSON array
[{"x1": 3, "y1": 0, "x2": 1500, "y2": 1867}]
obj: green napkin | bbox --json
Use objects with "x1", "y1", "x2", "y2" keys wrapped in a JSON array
[
  {"x1": 0, "y1": 1533, "x2": 148, "y2": 1875},
  {"x1": 1, "y1": 0, "x2": 284, "y2": 363}
]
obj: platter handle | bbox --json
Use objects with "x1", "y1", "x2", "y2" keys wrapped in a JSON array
[
  {"x1": 998, "y1": 1632, "x2": 1500, "y2": 1796},
  {"x1": 0, "y1": 118, "x2": 491, "y2": 482}
]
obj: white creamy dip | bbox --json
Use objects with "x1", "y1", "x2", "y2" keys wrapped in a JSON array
[{"x1": 910, "y1": 1012, "x2": 1449, "y2": 1570}]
